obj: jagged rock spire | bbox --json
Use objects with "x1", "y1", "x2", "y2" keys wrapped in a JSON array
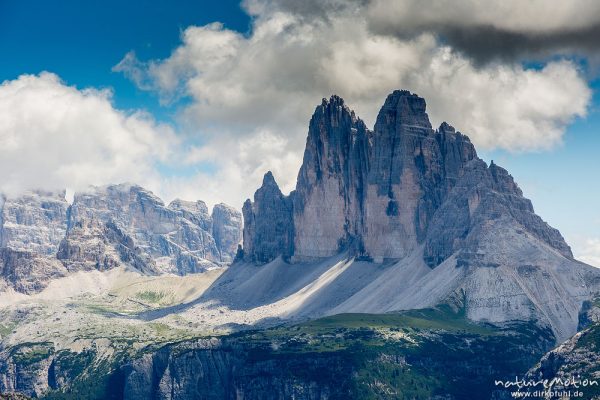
[
  {"x1": 242, "y1": 90, "x2": 572, "y2": 265},
  {"x1": 242, "y1": 172, "x2": 293, "y2": 263}
]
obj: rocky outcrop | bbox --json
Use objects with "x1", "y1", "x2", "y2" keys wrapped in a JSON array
[
  {"x1": 0, "y1": 248, "x2": 67, "y2": 294},
  {"x1": 525, "y1": 319, "x2": 600, "y2": 399},
  {"x1": 292, "y1": 95, "x2": 371, "y2": 260},
  {"x1": 0, "y1": 185, "x2": 242, "y2": 293},
  {"x1": 0, "y1": 191, "x2": 69, "y2": 293},
  {"x1": 242, "y1": 90, "x2": 573, "y2": 266},
  {"x1": 211, "y1": 203, "x2": 243, "y2": 263},
  {"x1": 122, "y1": 339, "x2": 351, "y2": 400},
  {"x1": 0, "y1": 312, "x2": 552, "y2": 399},
  {"x1": 422, "y1": 158, "x2": 573, "y2": 268},
  {"x1": 0, "y1": 342, "x2": 56, "y2": 398},
  {"x1": 237, "y1": 90, "x2": 599, "y2": 342},
  {"x1": 0, "y1": 191, "x2": 68, "y2": 256},
  {"x1": 56, "y1": 217, "x2": 159, "y2": 275},
  {"x1": 66, "y1": 184, "x2": 222, "y2": 274},
  {"x1": 242, "y1": 172, "x2": 293, "y2": 263}
]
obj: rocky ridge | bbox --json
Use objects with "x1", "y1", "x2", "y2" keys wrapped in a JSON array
[
  {"x1": 0, "y1": 185, "x2": 242, "y2": 293},
  {"x1": 243, "y1": 91, "x2": 572, "y2": 264},
  {"x1": 241, "y1": 90, "x2": 600, "y2": 342},
  {"x1": 0, "y1": 309, "x2": 553, "y2": 400},
  {"x1": 525, "y1": 303, "x2": 600, "y2": 399}
]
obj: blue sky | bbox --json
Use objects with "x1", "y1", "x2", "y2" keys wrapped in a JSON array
[
  {"x1": 0, "y1": 0, "x2": 249, "y2": 119},
  {"x1": 0, "y1": 0, "x2": 598, "y2": 264}
]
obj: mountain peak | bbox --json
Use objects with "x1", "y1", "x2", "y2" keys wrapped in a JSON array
[
  {"x1": 375, "y1": 90, "x2": 433, "y2": 134},
  {"x1": 242, "y1": 172, "x2": 293, "y2": 264},
  {"x1": 262, "y1": 171, "x2": 278, "y2": 188},
  {"x1": 321, "y1": 94, "x2": 345, "y2": 108},
  {"x1": 312, "y1": 94, "x2": 363, "y2": 128},
  {"x1": 438, "y1": 121, "x2": 455, "y2": 134},
  {"x1": 239, "y1": 89, "x2": 592, "y2": 341},
  {"x1": 245, "y1": 89, "x2": 573, "y2": 264}
]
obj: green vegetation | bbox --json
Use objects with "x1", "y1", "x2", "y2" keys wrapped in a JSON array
[
  {"x1": 299, "y1": 305, "x2": 493, "y2": 334},
  {"x1": 83, "y1": 304, "x2": 124, "y2": 316},
  {"x1": 553, "y1": 323, "x2": 600, "y2": 400},
  {"x1": 9, "y1": 306, "x2": 553, "y2": 400},
  {"x1": 43, "y1": 357, "x2": 126, "y2": 400},
  {"x1": 576, "y1": 323, "x2": 600, "y2": 350},
  {"x1": 229, "y1": 306, "x2": 551, "y2": 399},
  {"x1": 10, "y1": 342, "x2": 54, "y2": 366},
  {"x1": 135, "y1": 290, "x2": 168, "y2": 303},
  {"x1": 0, "y1": 322, "x2": 15, "y2": 338}
]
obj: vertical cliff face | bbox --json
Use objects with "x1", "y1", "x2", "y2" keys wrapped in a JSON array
[
  {"x1": 0, "y1": 185, "x2": 242, "y2": 293},
  {"x1": 64, "y1": 184, "x2": 222, "y2": 274},
  {"x1": 242, "y1": 90, "x2": 572, "y2": 266},
  {"x1": 292, "y1": 96, "x2": 371, "y2": 260},
  {"x1": 0, "y1": 191, "x2": 69, "y2": 293},
  {"x1": 360, "y1": 92, "x2": 483, "y2": 260},
  {"x1": 242, "y1": 172, "x2": 294, "y2": 263},
  {"x1": 211, "y1": 203, "x2": 243, "y2": 263},
  {"x1": 0, "y1": 312, "x2": 551, "y2": 400},
  {"x1": 0, "y1": 191, "x2": 68, "y2": 256}
]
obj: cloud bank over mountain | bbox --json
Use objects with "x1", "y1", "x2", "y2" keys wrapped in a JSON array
[
  {"x1": 115, "y1": 0, "x2": 592, "y2": 201},
  {"x1": 0, "y1": 0, "x2": 598, "y2": 264},
  {"x1": 0, "y1": 73, "x2": 175, "y2": 197}
]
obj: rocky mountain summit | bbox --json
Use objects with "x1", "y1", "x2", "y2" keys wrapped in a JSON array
[
  {"x1": 243, "y1": 91, "x2": 571, "y2": 264},
  {"x1": 241, "y1": 90, "x2": 600, "y2": 342},
  {"x1": 0, "y1": 185, "x2": 242, "y2": 294},
  {"x1": 1, "y1": 90, "x2": 599, "y2": 400}
]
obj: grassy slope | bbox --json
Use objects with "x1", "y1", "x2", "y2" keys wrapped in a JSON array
[
  {"x1": 235, "y1": 306, "x2": 552, "y2": 399},
  {"x1": 16, "y1": 306, "x2": 553, "y2": 400}
]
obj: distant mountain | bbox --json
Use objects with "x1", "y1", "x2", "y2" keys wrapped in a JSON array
[
  {"x1": 2, "y1": 91, "x2": 600, "y2": 400},
  {"x1": 240, "y1": 91, "x2": 600, "y2": 342},
  {"x1": 0, "y1": 184, "x2": 242, "y2": 293}
]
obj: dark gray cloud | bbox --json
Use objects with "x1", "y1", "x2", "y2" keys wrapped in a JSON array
[
  {"x1": 248, "y1": 0, "x2": 600, "y2": 65},
  {"x1": 365, "y1": 0, "x2": 600, "y2": 65},
  {"x1": 372, "y1": 22, "x2": 600, "y2": 66}
]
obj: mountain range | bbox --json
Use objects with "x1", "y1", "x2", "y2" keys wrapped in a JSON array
[
  {"x1": 0, "y1": 185, "x2": 242, "y2": 294},
  {"x1": 1, "y1": 90, "x2": 599, "y2": 399},
  {"x1": 240, "y1": 90, "x2": 600, "y2": 342}
]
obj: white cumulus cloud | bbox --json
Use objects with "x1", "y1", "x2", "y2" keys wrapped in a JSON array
[
  {"x1": 114, "y1": 2, "x2": 592, "y2": 207},
  {"x1": 0, "y1": 72, "x2": 176, "y2": 197},
  {"x1": 575, "y1": 238, "x2": 600, "y2": 267},
  {"x1": 0, "y1": 1, "x2": 594, "y2": 212}
]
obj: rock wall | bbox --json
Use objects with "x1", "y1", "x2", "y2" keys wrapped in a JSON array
[
  {"x1": 0, "y1": 318, "x2": 553, "y2": 399},
  {"x1": 292, "y1": 96, "x2": 371, "y2": 260},
  {"x1": 242, "y1": 90, "x2": 572, "y2": 265},
  {"x1": 0, "y1": 191, "x2": 68, "y2": 256},
  {"x1": 242, "y1": 172, "x2": 293, "y2": 263},
  {"x1": 211, "y1": 203, "x2": 243, "y2": 263},
  {"x1": 122, "y1": 339, "x2": 350, "y2": 400},
  {"x1": 0, "y1": 185, "x2": 243, "y2": 293}
]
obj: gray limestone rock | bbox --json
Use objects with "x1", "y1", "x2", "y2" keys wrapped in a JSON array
[
  {"x1": 293, "y1": 95, "x2": 371, "y2": 260},
  {"x1": 242, "y1": 90, "x2": 572, "y2": 266},
  {"x1": 0, "y1": 191, "x2": 68, "y2": 256},
  {"x1": 0, "y1": 184, "x2": 242, "y2": 293},
  {"x1": 242, "y1": 172, "x2": 294, "y2": 264},
  {"x1": 56, "y1": 217, "x2": 159, "y2": 275},
  {"x1": 0, "y1": 248, "x2": 67, "y2": 294},
  {"x1": 211, "y1": 203, "x2": 242, "y2": 263},
  {"x1": 236, "y1": 90, "x2": 596, "y2": 341},
  {"x1": 65, "y1": 184, "x2": 222, "y2": 274}
]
